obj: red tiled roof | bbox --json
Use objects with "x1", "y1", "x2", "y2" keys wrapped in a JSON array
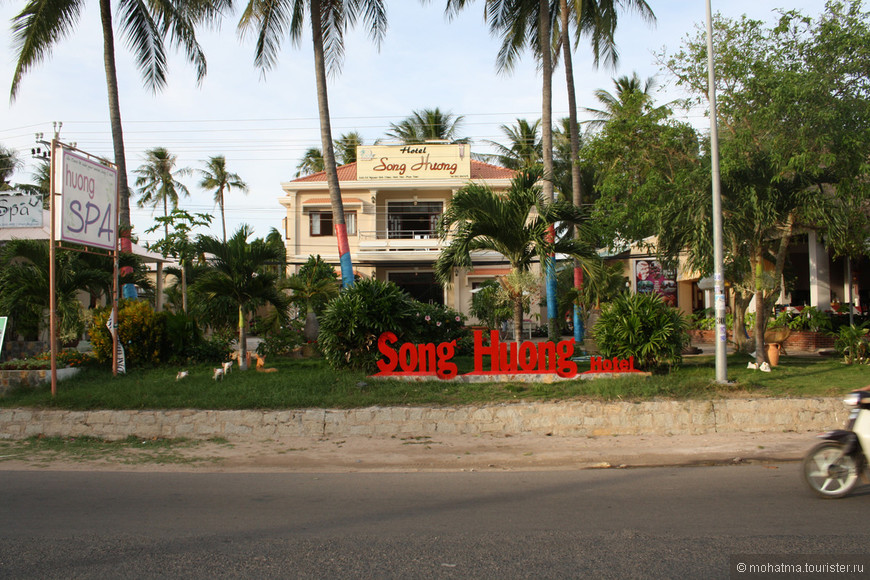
[{"x1": 291, "y1": 160, "x2": 515, "y2": 183}]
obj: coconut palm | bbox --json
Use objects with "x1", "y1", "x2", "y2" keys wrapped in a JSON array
[
  {"x1": 0, "y1": 145, "x2": 23, "y2": 190},
  {"x1": 8, "y1": 0, "x2": 228, "y2": 231},
  {"x1": 199, "y1": 155, "x2": 248, "y2": 243},
  {"x1": 239, "y1": 0, "x2": 387, "y2": 289},
  {"x1": 386, "y1": 108, "x2": 465, "y2": 144},
  {"x1": 195, "y1": 225, "x2": 291, "y2": 370},
  {"x1": 434, "y1": 166, "x2": 600, "y2": 342},
  {"x1": 295, "y1": 132, "x2": 363, "y2": 177},
  {"x1": 483, "y1": 118, "x2": 542, "y2": 170},
  {"x1": 135, "y1": 147, "x2": 191, "y2": 245},
  {"x1": 584, "y1": 72, "x2": 658, "y2": 130}
]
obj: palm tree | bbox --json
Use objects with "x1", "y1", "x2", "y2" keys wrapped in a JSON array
[
  {"x1": 295, "y1": 147, "x2": 326, "y2": 178},
  {"x1": 9, "y1": 0, "x2": 228, "y2": 231},
  {"x1": 195, "y1": 225, "x2": 291, "y2": 369},
  {"x1": 0, "y1": 239, "x2": 112, "y2": 342},
  {"x1": 483, "y1": 118, "x2": 541, "y2": 170},
  {"x1": 134, "y1": 148, "x2": 191, "y2": 244},
  {"x1": 199, "y1": 155, "x2": 249, "y2": 243},
  {"x1": 295, "y1": 132, "x2": 363, "y2": 177},
  {"x1": 584, "y1": 72, "x2": 658, "y2": 130},
  {"x1": 434, "y1": 166, "x2": 599, "y2": 342},
  {"x1": 386, "y1": 108, "x2": 465, "y2": 144},
  {"x1": 0, "y1": 145, "x2": 23, "y2": 190},
  {"x1": 239, "y1": 0, "x2": 388, "y2": 289}
]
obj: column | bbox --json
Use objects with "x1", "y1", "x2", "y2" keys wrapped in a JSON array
[{"x1": 808, "y1": 230, "x2": 831, "y2": 309}]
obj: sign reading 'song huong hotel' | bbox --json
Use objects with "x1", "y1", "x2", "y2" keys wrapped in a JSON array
[{"x1": 357, "y1": 144, "x2": 471, "y2": 180}]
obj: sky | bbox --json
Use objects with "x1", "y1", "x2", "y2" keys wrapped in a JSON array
[{"x1": 0, "y1": 0, "x2": 829, "y2": 247}]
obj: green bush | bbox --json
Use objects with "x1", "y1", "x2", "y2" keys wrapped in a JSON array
[
  {"x1": 318, "y1": 279, "x2": 416, "y2": 373},
  {"x1": 593, "y1": 292, "x2": 690, "y2": 372},
  {"x1": 90, "y1": 301, "x2": 167, "y2": 367},
  {"x1": 408, "y1": 301, "x2": 472, "y2": 355},
  {"x1": 832, "y1": 323, "x2": 870, "y2": 365},
  {"x1": 256, "y1": 318, "x2": 305, "y2": 357}
]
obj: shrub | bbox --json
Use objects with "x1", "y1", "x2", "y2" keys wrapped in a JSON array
[
  {"x1": 90, "y1": 300, "x2": 166, "y2": 367},
  {"x1": 318, "y1": 279, "x2": 416, "y2": 373},
  {"x1": 256, "y1": 317, "x2": 305, "y2": 357},
  {"x1": 407, "y1": 301, "x2": 472, "y2": 355},
  {"x1": 593, "y1": 292, "x2": 690, "y2": 372},
  {"x1": 832, "y1": 323, "x2": 870, "y2": 365}
]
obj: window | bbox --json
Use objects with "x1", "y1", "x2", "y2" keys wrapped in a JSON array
[
  {"x1": 310, "y1": 211, "x2": 356, "y2": 236},
  {"x1": 387, "y1": 201, "x2": 442, "y2": 239}
]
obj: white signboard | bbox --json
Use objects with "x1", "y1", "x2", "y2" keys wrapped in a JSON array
[
  {"x1": 0, "y1": 194, "x2": 43, "y2": 228},
  {"x1": 58, "y1": 150, "x2": 118, "y2": 250}
]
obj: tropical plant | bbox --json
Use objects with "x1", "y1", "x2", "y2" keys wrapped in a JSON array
[
  {"x1": 295, "y1": 147, "x2": 325, "y2": 178},
  {"x1": 0, "y1": 145, "x2": 23, "y2": 190},
  {"x1": 9, "y1": 0, "x2": 228, "y2": 230},
  {"x1": 145, "y1": 209, "x2": 213, "y2": 313},
  {"x1": 469, "y1": 279, "x2": 513, "y2": 330},
  {"x1": 407, "y1": 301, "x2": 470, "y2": 354},
  {"x1": 386, "y1": 108, "x2": 465, "y2": 144},
  {"x1": 199, "y1": 155, "x2": 248, "y2": 243},
  {"x1": 592, "y1": 292, "x2": 690, "y2": 372},
  {"x1": 238, "y1": 0, "x2": 387, "y2": 289},
  {"x1": 0, "y1": 239, "x2": 111, "y2": 342},
  {"x1": 194, "y1": 225, "x2": 291, "y2": 369},
  {"x1": 435, "y1": 166, "x2": 600, "y2": 342},
  {"x1": 318, "y1": 278, "x2": 415, "y2": 373},
  {"x1": 285, "y1": 255, "x2": 339, "y2": 317},
  {"x1": 294, "y1": 132, "x2": 364, "y2": 177},
  {"x1": 135, "y1": 148, "x2": 192, "y2": 243},
  {"x1": 90, "y1": 300, "x2": 166, "y2": 367},
  {"x1": 832, "y1": 323, "x2": 870, "y2": 365},
  {"x1": 584, "y1": 72, "x2": 659, "y2": 131},
  {"x1": 483, "y1": 118, "x2": 541, "y2": 170}
]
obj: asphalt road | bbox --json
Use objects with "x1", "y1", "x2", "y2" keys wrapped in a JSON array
[{"x1": 1, "y1": 464, "x2": 868, "y2": 579}]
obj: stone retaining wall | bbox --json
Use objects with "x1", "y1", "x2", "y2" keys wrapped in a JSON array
[{"x1": 0, "y1": 398, "x2": 847, "y2": 441}]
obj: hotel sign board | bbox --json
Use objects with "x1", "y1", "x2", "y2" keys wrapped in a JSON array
[
  {"x1": 0, "y1": 193, "x2": 43, "y2": 228},
  {"x1": 57, "y1": 149, "x2": 118, "y2": 251},
  {"x1": 357, "y1": 144, "x2": 471, "y2": 180}
]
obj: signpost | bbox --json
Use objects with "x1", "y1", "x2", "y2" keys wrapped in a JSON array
[{"x1": 46, "y1": 138, "x2": 121, "y2": 396}]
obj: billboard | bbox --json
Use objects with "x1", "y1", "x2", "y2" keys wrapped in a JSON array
[
  {"x1": 0, "y1": 194, "x2": 43, "y2": 228},
  {"x1": 58, "y1": 149, "x2": 118, "y2": 250},
  {"x1": 635, "y1": 259, "x2": 677, "y2": 307},
  {"x1": 357, "y1": 144, "x2": 471, "y2": 180}
]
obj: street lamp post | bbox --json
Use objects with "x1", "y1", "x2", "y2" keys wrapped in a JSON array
[{"x1": 706, "y1": 0, "x2": 728, "y2": 383}]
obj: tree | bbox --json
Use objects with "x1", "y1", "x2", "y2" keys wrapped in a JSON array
[
  {"x1": 135, "y1": 147, "x2": 191, "y2": 244},
  {"x1": 239, "y1": 0, "x2": 388, "y2": 289},
  {"x1": 195, "y1": 225, "x2": 291, "y2": 370},
  {"x1": 584, "y1": 72, "x2": 658, "y2": 131},
  {"x1": 386, "y1": 108, "x2": 465, "y2": 144},
  {"x1": 284, "y1": 254, "x2": 340, "y2": 342},
  {"x1": 9, "y1": 0, "x2": 227, "y2": 231},
  {"x1": 660, "y1": 2, "x2": 870, "y2": 363},
  {"x1": 434, "y1": 166, "x2": 600, "y2": 342},
  {"x1": 295, "y1": 132, "x2": 364, "y2": 177},
  {"x1": 0, "y1": 239, "x2": 112, "y2": 343},
  {"x1": 483, "y1": 118, "x2": 541, "y2": 170},
  {"x1": 199, "y1": 155, "x2": 248, "y2": 243},
  {"x1": 145, "y1": 209, "x2": 213, "y2": 314},
  {"x1": 0, "y1": 145, "x2": 23, "y2": 191}
]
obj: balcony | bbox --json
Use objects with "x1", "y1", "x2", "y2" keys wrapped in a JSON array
[{"x1": 358, "y1": 229, "x2": 442, "y2": 257}]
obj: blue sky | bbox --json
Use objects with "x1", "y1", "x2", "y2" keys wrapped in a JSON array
[{"x1": 0, "y1": 0, "x2": 827, "y2": 245}]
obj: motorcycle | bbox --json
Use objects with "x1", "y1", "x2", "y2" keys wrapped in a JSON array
[{"x1": 802, "y1": 386, "x2": 870, "y2": 498}]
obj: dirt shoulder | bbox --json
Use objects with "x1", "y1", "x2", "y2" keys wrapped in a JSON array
[{"x1": 0, "y1": 431, "x2": 817, "y2": 473}]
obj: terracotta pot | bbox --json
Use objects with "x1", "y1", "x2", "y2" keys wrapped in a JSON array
[{"x1": 766, "y1": 343, "x2": 782, "y2": 367}]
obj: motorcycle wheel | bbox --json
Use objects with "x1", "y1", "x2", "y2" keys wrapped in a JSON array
[{"x1": 802, "y1": 441, "x2": 861, "y2": 499}]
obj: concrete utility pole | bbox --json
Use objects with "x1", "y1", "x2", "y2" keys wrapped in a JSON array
[{"x1": 706, "y1": 0, "x2": 728, "y2": 383}]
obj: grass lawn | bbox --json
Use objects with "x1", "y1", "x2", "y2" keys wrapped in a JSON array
[{"x1": 0, "y1": 351, "x2": 866, "y2": 411}]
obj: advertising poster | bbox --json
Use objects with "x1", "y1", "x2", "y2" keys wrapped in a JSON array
[
  {"x1": 0, "y1": 194, "x2": 43, "y2": 228},
  {"x1": 357, "y1": 144, "x2": 471, "y2": 180},
  {"x1": 635, "y1": 259, "x2": 677, "y2": 307},
  {"x1": 59, "y1": 150, "x2": 118, "y2": 251}
]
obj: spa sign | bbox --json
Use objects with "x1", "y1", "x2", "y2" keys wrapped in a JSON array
[
  {"x1": 57, "y1": 149, "x2": 118, "y2": 251},
  {"x1": 357, "y1": 144, "x2": 471, "y2": 180},
  {"x1": 373, "y1": 330, "x2": 643, "y2": 380}
]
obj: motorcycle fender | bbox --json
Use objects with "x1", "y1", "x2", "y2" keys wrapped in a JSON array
[{"x1": 818, "y1": 430, "x2": 860, "y2": 455}]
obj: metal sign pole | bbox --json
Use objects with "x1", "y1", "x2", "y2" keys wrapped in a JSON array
[{"x1": 49, "y1": 138, "x2": 58, "y2": 397}]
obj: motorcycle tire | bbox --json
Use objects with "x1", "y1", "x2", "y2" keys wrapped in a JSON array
[{"x1": 802, "y1": 441, "x2": 861, "y2": 499}]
